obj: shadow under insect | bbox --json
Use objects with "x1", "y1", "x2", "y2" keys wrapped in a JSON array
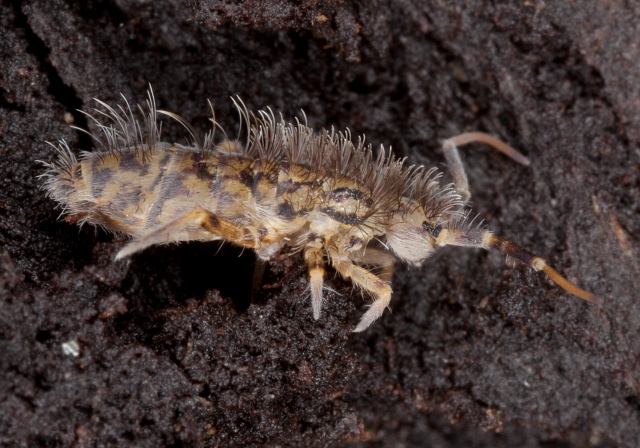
[{"x1": 119, "y1": 242, "x2": 256, "y2": 316}]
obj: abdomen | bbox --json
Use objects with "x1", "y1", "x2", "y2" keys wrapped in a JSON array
[{"x1": 49, "y1": 143, "x2": 238, "y2": 237}]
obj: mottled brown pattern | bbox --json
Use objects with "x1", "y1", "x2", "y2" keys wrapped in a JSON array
[
  {"x1": 89, "y1": 165, "x2": 114, "y2": 198},
  {"x1": 118, "y1": 152, "x2": 150, "y2": 176}
]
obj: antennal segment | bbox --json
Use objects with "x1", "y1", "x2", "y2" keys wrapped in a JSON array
[
  {"x1": 436, "y1": 228, "x2": 601, "y2": 304},
  {"x1": 444, "y1": 132, "x2": 530, "y2": 166},
  {"x1": 441, "y1": 132, "x2": 530, "y2": 206}
]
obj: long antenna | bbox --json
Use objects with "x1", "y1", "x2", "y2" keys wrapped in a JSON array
[{"x1": 437, "y1": 228, "x2": 601, "y2": 304}]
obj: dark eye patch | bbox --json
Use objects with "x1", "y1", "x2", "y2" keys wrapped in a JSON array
[{"x1": 422, "y1": 221, "x2": 442, "y2": 238}]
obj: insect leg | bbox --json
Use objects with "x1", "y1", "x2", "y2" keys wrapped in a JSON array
[
  {"x1": 327, "y1": 247, "x2": 392, "y2": 332},
  {"x1": 116, "y1": 208, "x2": 262, "y2": 259},
  {"x1": 251, "y1": 258, "x2": 268, "y2": 300},
  {"x1": 442, "y1": 132, "x2": 529, "y2": 206},
  {"x1": 435, "y1": 227, "x2": 601, "y2": 304},
  {"x1": 252, "y1": 241, "x2": 285, "y2": 299},
  {"x1": 304, "y1": 240, "x2": 326, "y2": 319},
  {"x1": 349, "y1": 247, "x2": 395, "y2": 284}
]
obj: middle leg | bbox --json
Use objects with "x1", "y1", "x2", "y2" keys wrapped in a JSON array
[
  {"x1": 303, "y1": 239, "x2": 326, "y2": 320},
  {"x1": 349, "y1": 246, "x2": 396, "y2": 284},
  {"x1": 327, "y1": 246, "x2": 392, "y2": 332}
]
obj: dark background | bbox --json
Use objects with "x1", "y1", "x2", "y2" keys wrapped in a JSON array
[{"x1": 1, "y1": 0, "x2": 639, "y2": 446}]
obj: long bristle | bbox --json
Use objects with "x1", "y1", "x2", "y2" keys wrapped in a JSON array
[
  {"x1": 233, "y1": 102, "x2": 417, "y2": 232},
  {"x1": 74, "y1": 88, "x2": 161, "y2": 160},
  {"x1": 38, "y1": 140, "x2": 78, "y2": 204}
]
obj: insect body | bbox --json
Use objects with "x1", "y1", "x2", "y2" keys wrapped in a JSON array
[{"x1": 41, "y1": 91, "x2": 600, "y2": 332}]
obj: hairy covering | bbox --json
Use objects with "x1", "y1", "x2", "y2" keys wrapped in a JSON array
[{"x1": 42, "y1": 91, "x2": 463, "y2": 236}]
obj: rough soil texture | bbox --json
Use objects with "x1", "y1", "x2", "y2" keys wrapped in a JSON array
[{"x1": 1, "y1": 0, "x2": 639, "y2": 446}]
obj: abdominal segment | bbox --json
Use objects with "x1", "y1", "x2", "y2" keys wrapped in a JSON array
[{"x1": 54, "y1": 143, "x2": 325, "y2": 248}]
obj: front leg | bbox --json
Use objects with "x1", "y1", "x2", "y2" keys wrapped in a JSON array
[
  {"x1": 349, "y1": 246, "x2": 396, "y2": 284},
  {"x1": 327, "y1": 246, "x2": 392, "y2": 332},
  {"x1": 116, "y1": 208, "x2": 269, "y2": 259}
]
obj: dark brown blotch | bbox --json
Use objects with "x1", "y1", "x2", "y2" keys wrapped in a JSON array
[
  {"x1": 307, "y1": 233, "x2": 326, "y2": 244},
  {"x1": 330, "y1": 187, "x2": 372, "y2": 207},
  {"x1": 277, "y1": 201, "x2": 297, "y2": 221},
  {"x1": 276, "y1": 180, "x2": 318, "y2": 197},
  {"x1": 239, "y1": 165, "x2": 255, "y2": 189},
  {"x1": 203, "y1": 212, "x2": 221, "y2": 229},
  {"x1": 149, "y1": 151, "x2": 172, "y2": 192},
  {"x1": 112, "y1": 186, "x2": 143, "y2": 213},
  {"x1": 119, "y1": 152, "x2": 149, "y2": 176},
  {"x1": 189, "y1": 153, "x2": 217, "y2": 181},
  {"x1": 253, "y1": 163, "x2": 279, "y2": 184},
  {"x1": 91, "y1": 167, "x2": 114, "y2": 198},
  {"x1": 320, "y1": 208, "x2": 363, "y2": 225},
  {"x1": 145, "y1": 171, "x2": 189, "y2": 226},
  {"x1": 348, "y1": 236, "x2": 364, "y2": 249}
]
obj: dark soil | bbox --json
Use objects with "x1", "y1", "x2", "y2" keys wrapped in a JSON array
[{"x1": 1, "y1": 0, "x2": 639, "y2": 446}]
